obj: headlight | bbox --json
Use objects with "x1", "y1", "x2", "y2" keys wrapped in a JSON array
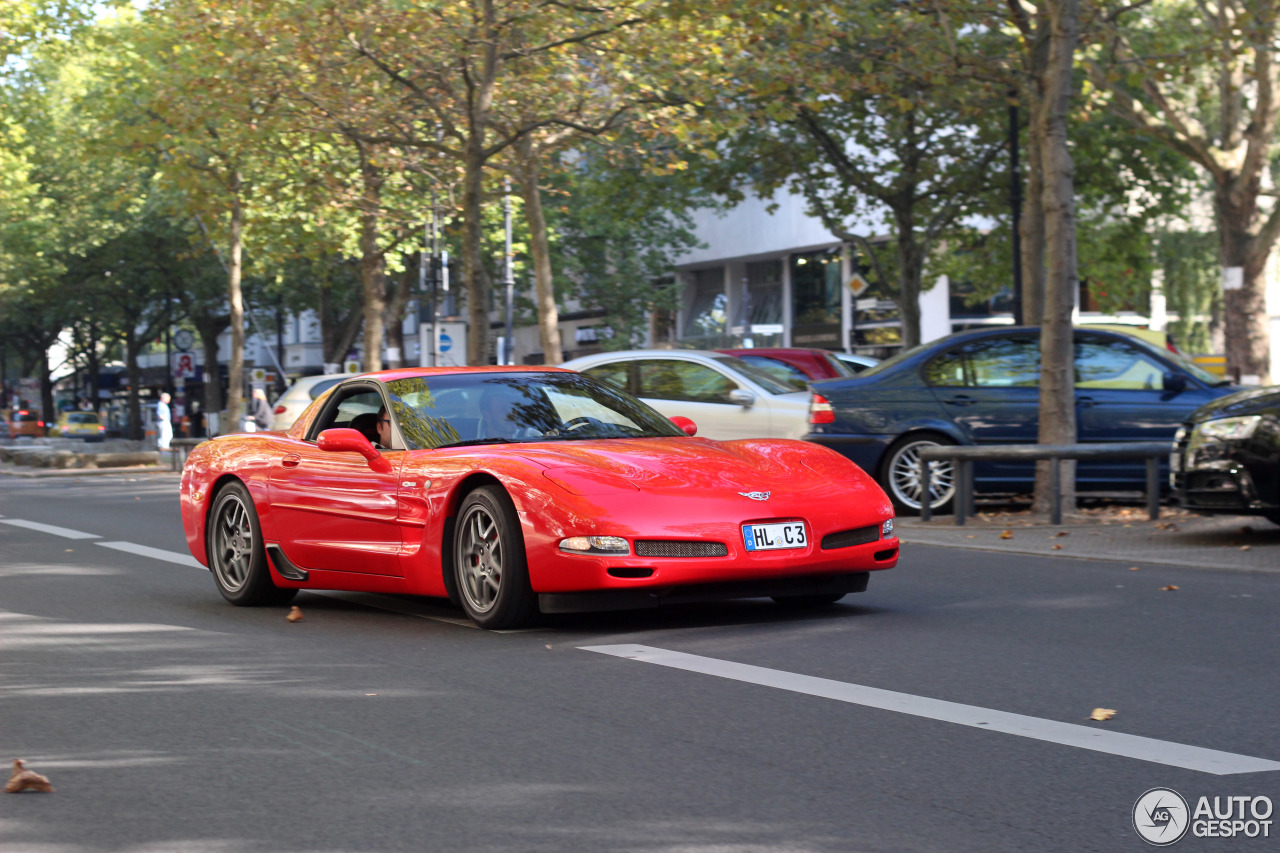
[
  {"x1": 1192, "y1": 415, "x2": 1262, "y2": 442},
  {"x1": 881, "y1": 518, "x2": 894, "y2": 538},
  {"x1": 559, "y1": 535, "x2": 630, "y2": 555}
]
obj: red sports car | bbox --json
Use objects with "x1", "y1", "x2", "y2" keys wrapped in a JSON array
[{"x1": 180, "y1": 367, "x2": 898, "y2": 629}]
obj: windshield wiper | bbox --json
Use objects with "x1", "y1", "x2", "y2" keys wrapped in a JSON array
[{"x1": 434, "y1": 437, "x2": 518, "y2": 448}]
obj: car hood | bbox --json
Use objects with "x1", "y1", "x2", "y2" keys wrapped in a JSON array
[
  {"x1": 510, "y1": 437, "x2": 871, "y2": 498},
  {"x1": 1187, "y1": 386, "x2": 1280, "y2": 424}
]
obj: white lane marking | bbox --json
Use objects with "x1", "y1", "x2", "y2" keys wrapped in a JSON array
[
  {"x1": 580, "y1": 644, "x2": 1280, "y2": 776},
  {"x1": 95, "y1": 541, "x2": 204, "y2": 569},
  {"x1": 0, "y1": 519, "x2": 101, "y2": 540}
]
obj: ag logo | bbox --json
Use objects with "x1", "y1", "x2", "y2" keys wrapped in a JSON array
[{"x1": 1134, "y1": 788, "x2": 1190, "y2": 846}]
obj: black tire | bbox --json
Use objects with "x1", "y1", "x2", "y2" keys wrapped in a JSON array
[
  {"x1": 1264, "y1": 511, "x2": 1280, "y2": 528},
  {"x1": 771, "y1": 593, "x2": 846, "y2": 608},
  {"x1": 879, "y1": 432, "x2": 957, "y2": 516},
  {"x1": 453, "y1": 486, "x2": 538, "y2": 629},
  {"x1": 207, "y1": 481, "x2": 297, "y2": 606}
]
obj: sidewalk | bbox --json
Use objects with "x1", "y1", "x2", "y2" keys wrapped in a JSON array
[{"x1": 897, "y1": 503, "x2": 1280, "y2": 573}]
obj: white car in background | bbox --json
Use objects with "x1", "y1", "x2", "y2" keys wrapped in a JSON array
[
  {"x1": 559, "y1": 349, "x2": 812, "y2": 440},
  {"x1": 270, "y1": 373, "x2": 349, "y2": 431}
]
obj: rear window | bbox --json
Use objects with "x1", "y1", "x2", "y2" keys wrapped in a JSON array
[
  {"x1": 14, "y1": 412, "x2": 38, "y2": 422},
  {"x1": 67, "y1": 413, "x2": 99, "y2": 424}
]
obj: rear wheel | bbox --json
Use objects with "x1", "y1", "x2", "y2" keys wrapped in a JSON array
[
  {"x1": 1264, "y1": 511, "x2": 1280, "y2": 528},
  {"x1": 453, "y1": 486, "x2": 538, "y2": 629},
  {"x1": 880, "y1": 433, "x2": 956, "y2": 516},
  {"x1": 207, "y1": 482, "x2": 297, "y2": 606}
]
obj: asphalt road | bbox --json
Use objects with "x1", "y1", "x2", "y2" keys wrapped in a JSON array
[{"x1": 2, "y1": 472, "x2": 1278, "y2": 852}]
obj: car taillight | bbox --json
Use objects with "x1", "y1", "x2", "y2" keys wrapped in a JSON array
[
  {"x1": 274, "y1": 405, "x2": 286, "y2": 415},
  {"x1": 809, "y1": 393, "x2": 835, "y2": 425}
]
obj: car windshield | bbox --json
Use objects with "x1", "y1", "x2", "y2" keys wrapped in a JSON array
[
  {"x1": 383, "y1": 372, "x2": 687, "y2": 449},
  {"x1": 67, "y1": 413, "x2": 98, "y2": 424},
  {"x1": 708, "y1": 356, "x2": 801, "y2": 394}
]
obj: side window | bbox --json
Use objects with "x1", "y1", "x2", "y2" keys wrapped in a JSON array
[
  {"x1": 1076, "y1": 337, "x2": 1166, "y2": 390},
  {"x1": 638, "y1": 359, "x2": 736, "y2": 403},
  {"x1": 969, "y1": 336, "x2": 1040, "y2": 387},
  {"x1": 923, "y1": 349, "x2": 968, "y2": 387},
  {"x1": 583, "y1": 363, "x2": 630, "y2": 394},
  {"x1": 737, "y1": 355, "x2": 809, "y2": 389},
  {"x1": 312, "y1": 388, "x2": 384, "y2": 436}
]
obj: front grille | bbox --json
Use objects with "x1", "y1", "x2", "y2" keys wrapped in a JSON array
[
  {"x1": 634, "y1": 540, "x2": 729, "y2": 558},
  {"x1": 821, "y1": 524, "x2": 880, "y2": 550}
]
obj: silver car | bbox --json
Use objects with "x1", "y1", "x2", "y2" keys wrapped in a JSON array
[
  {"x1": 559, "y1": 349, "x2": 811, "y2": 440},
  {"x1": 270, "y1": 373, "x2": 349, "y2": 432}
]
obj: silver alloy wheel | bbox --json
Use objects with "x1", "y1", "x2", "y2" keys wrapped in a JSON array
[
  {"x1": 457, "y1": 503, "x2": 504, "y2": 614},
  {"x1": 212, "y1": 493, "x2": 255, "y2": 593},
  {"x1": 888, "y1": 439, "x2": 956, "y2": 511}
]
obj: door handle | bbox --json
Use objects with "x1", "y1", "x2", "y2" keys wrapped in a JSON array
[
  {"x1": 946, "y1": 395, "x2": 975, "y2": 407},
  {"x1": 281, "y1": 454, "x2": 301, "y2": 468}
]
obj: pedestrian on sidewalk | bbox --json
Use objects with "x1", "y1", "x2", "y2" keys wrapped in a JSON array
[
  {"x1": 251, "y1": 388, "x2": 274, "y2": 432},
  {"x1": 156, "y1": 392, "x2": 173, "y2": 450}
]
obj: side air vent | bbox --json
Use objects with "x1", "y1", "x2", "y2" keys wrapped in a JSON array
[
  {"x1": 821, "y1": 525, "x2": 880, "y2": 550},
  {"x1": 265, "y1": 544, "x2": 309, "y2": 581},
  {"x1": 634, "y1": 540, "x2": 729, "y2": 558}
]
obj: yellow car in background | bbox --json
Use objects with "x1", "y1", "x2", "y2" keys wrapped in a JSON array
[{"x1": 55, "y1": 411, "x2": 106, "y2": 441}]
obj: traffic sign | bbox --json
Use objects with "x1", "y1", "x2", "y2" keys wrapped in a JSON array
[
  {"x1": 173, "y1": 352, "x2": 197, "y2": 378},
  {"x1": 846, "y1": 272, "x2": 872, "y2": 297}
]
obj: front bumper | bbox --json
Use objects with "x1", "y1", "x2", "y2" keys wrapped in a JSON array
[{"x1": 539, "y1": 570, "x2": 873, "y2": 613}]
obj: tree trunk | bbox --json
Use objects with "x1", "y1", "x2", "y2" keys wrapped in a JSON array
[
  {"x1": 359, "y1": 150, "x2": 387, "y2": 373},
  {"x1": 226, "y1": 181, "x2": 246, "y2": 433},
  {"x1": 894, "y1": 210, "x2": 923, "y2": 348},
  {"x1": 1019, "y1": 21, "x2": 1051, "y2": 328},
  {"x1": 515, "y1": 138, "x2": 563, "y2": 365},
  {"x1": 385, "y1": 262, "x2": 414, "y2": 369},
  {"x1": 38, "y1": 351, "x2": 53, "y2": 434},
  {"x1": 1033, "y1": 0, "x2": 1080, "y2": 516},
  {"x1": 1217, "y1": 189, "x2": 1274, "y2": 384},
  {"x1": 124, "y1": 330, "x2": 143, "y2": 441},
  {"x1": 463, "y1": 138, "x2": 491, "y2": 366},
  {"x1": 196, "y1": 315, "x2": 228, "y2": 434}
]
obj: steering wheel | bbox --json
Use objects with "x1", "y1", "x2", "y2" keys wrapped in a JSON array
[{"x1": 561, "y1": 416, "x2": 606, "y2": 433}]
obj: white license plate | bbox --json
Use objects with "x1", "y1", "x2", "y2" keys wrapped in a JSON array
[{"x1": 742, "y1": 521, "x2": 807, "y2": 551}]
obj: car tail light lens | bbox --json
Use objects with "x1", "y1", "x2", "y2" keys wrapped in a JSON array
[
  {"x1": 809, "y1": 394, "x2": 835, "y2": 425},
  {"x1": 274, "y1": 405, "x2": 286, "y2": 415}
]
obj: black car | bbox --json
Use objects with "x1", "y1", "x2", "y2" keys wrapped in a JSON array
[
  {"x1": 806, "y1": 326, "x2": 1239, "y2": 514},
  {"x1": 1173, "y1": 386, "x2": 1280, "y2": 526}
]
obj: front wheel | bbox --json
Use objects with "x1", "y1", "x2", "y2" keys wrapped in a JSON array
[
  {"x1": 880, "y1": 434, "x2": 956, "y2": 516},
  {"x1": 453, "y1": 486, "x2": 538, "y2": 629},
  {"x1": 207, "y1": 482, "x2": 297, "y2": 606}
]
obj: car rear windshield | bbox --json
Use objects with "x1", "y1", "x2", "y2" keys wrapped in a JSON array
[
  {"x1": 384, "y1": 371, "x2": 687, "y2": 449},
  {"x1": 14, "y1": 412, "x2": 39, "y2": 422},
  {"x1": 67, "y1": 413, "x2": 99, "y2": 424},
  {"x1": 308, "y1": 378, "x2": 344, "y2": 399}
]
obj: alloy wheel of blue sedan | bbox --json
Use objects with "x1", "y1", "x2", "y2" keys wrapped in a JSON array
[{"x1": 886, "y1": 437, "x2": 956, "y2": 513}]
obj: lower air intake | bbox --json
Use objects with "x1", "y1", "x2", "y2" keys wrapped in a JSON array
[{"x1": 634, "y1": 540, "x2": 729, "y2": 558}]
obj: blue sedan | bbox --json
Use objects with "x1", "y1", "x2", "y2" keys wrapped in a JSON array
[{"x1": 805, "y1": 326, "x2": 1239, "y2": 513}]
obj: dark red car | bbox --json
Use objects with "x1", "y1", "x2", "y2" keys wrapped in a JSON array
[{"x1": 715, "y1": 348, "x2": 874, "y2": 389}]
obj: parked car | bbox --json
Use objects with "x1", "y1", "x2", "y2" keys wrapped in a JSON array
[
  {"x1": 806, "y1": 326, "x2": 1240, "y2": 514},
  {"x1": 832, "y1": 352, "x2": 882, "y2": 373},
  {"x1": 560, "y1": 349, "x2": 812, "y2": 439},
  {"x1": 53, "y1": 411, "x2": 106, "y2": 441},
  {"x1": 8, "y1": 409, "x2": 46, "y2": 438},
  {"x1": 270, "y1": 373, "x2": 349, "y2": 432},
  {"x1": 714, "y1": 347, "x2": 861, "y2": 389},
  {"x1": 180, "y1": 366, "x2": 899, "y2": 629},
  {"x1": 1172, "y1": 386, "x2": 1280, "y2": 526}
]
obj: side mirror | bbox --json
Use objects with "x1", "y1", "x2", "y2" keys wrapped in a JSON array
[
  {"x1": 1163, "y1": 372, "x2": 1187, "y2": 393},
  {"x1": 670, "y1": 416, "x2": 698, "y2": 436},
  {"x1": 727, "y1": 389, "x2": 756, "y2": 407},
  {"x1": 318, "y1": 428, "x2": 392, "y2": 473}
]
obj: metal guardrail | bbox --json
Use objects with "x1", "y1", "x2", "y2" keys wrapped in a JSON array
[
  {"x1": 918, "y1": 441, "x2": 1174, "y2": 526},
  {"x1": 168, "y1": 438, "x2": 205, "y2": 472}
]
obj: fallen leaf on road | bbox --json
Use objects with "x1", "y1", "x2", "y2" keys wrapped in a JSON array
[
  {"x1": 1128, "y1": 566, "x2": 1140, "y2": 571},
  {"x1": 1088, "y1": 708, "x2": 1117, "y2": 722},
  {"x1": 966, "y1": 535, "x2": 976, "y2": 539},
  {"x1": 1240, "y1": 545, "x2": 1252, "y2": 551},
  {"x1": 1056, "y1": 531, "x2": 1070, "y2": 537},
  {"x1": 1052, "y1": 544, "x2": 1063, "y2": 550},
  {"x1": 1161, "y1": 585, "x2": 1179, "y2": 591},
  {"x1": 5, "y1": 760, "x2": 53, "y2": 793},
  {"x1": 999, "y1": 530, "x2": 1013, "y2": 539},
  {"x1": 286, "y1": 606, "x2": 304, "y2": 622}
]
